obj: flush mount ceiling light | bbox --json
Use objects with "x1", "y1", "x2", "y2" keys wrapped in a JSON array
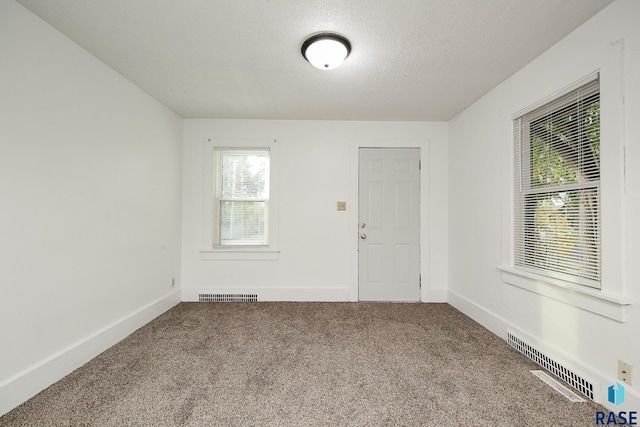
[{"x1": 301, "y1": 33, "x2": 351, "y2": 70}]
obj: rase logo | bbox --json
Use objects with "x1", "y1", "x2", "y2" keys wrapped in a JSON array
[
  {"x1": 610, "y1": 382, "x2": 626, "y2": 407},
  {"x1": 595, "y1": 382, "x2": 637, "y2": 425}
]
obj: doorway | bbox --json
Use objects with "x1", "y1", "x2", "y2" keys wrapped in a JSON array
[{"x1": 358, "y1": 148, "x2": 420, "y2": 301}]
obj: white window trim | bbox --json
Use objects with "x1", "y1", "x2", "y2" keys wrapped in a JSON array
[
  {"x1": 498, "y1": 266, "x2": 631, "y2": 322},
  {"x1": 200, "y1": 138, "x2": 279, "y2": 261},
  {"x1": 513, "y1": 73, "x2": 601, "y2": 287},
  {"x1": 200, "y1": 247, "x2": 279, "y2": 261},
  {"x1": 499, "y1": 41, "x2": 631, "y2": 322}
]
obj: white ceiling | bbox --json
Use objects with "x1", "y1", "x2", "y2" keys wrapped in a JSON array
[{"x1": 16, "y1": 0, "x2": 614, "y2": 121}]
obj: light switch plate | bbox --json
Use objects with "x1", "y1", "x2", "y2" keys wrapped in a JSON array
[{"x1": 337, "y1": 201, "x2": 346, "y2": 211}]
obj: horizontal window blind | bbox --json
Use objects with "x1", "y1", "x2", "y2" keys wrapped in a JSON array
[
  {"x1": 215, "y1": 149, "x2": 269, "y2": 246},
  {"x1": 514, "y1": 76, "x2": 600, "y2": 287}
]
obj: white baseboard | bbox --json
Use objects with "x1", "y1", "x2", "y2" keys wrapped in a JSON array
[
  {"x1": 447, "y1": 289, "x2": 507, "y2": 338},
  {"x1": 0, "y1": 290, "x2": 181, "y2": 417},
  {"x1": 424, "y1": 288, "x2": 448, "y2": 302},
  {"x1": 446, "y1": 289, "x2": 640, "y2": 411},
  {"x1": 182, "y1": 287, "x2": 352, "y2": 302},
  {"x1": 183, "y1": 287, "x2": 450, "y2": 303}
]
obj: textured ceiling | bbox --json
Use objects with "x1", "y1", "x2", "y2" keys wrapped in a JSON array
[{"x1": 16, "y1": 0, "x2": 614, "y2": 121}]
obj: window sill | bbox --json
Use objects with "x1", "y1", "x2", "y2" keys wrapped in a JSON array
[
  {"x1": 498, "y1": 266, "x2": 631, "y2": 322},
  {"x1": 200, "y1": 248, "x2": 280, "y2": 261}
]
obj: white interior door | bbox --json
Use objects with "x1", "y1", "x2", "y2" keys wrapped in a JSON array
[{"x1": 358, "y1": 148, "x2": 420, "y2": 301}]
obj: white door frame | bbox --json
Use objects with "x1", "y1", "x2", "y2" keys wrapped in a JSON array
[{"x1": 348, "y1": 139, "x2": 430, "y2": 302}]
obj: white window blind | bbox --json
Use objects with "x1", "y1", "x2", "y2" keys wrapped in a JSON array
[
  {"x1": 214, "y1": 149, "x2": 270, "y2": 246},
  {"x1": 514, "y1": 76, "x2": 600, "y2": 287}
]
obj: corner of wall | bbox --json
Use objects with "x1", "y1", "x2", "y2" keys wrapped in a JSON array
[{"x1": 0, "y1": 291, "x2": 180, "y2": 417}]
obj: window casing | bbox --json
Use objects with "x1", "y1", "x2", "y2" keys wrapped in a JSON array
[
  {"x1": 514, "y1": 76, "x2": 600, "y2": 288},
  {"x1": 213, "y1": 148, "x2": 270, "y2": 246}
]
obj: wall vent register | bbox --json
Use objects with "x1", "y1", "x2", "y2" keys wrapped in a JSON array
[{"x1": 198, "y1": 293, "x2": 258, "y2": 302}]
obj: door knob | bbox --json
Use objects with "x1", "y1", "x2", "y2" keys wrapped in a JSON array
[{"x1": 360, "y1": 234, "x2": 367, "y2": 239}]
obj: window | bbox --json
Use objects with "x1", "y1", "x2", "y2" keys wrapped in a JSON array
[
  {"x1": 513, "y1": 76, "x2": 600, "y2": 288},
  {"x1": 213, "y1": 148, "x2": 270, "y2": 246},
  {"x1": 201, "y1": 139, "x2": 278, "y2": 260}
]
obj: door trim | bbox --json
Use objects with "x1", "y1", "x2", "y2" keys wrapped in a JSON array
[{"x1": 349, "y1": 140, "x2": 429, "y2": 302}]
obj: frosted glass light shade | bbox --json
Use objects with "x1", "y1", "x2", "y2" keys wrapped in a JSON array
[{"x1": 301, "y1": 33, "x2": 351, "y2": 70}]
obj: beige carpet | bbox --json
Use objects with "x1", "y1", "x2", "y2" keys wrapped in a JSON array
[{"x1": 1, "y1": 302, "x2": 604, "y2": 426}]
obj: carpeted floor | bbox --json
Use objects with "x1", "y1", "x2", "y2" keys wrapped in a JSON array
[{"x1": 1, "y1": 302, "x2": 605, "y2": 426}]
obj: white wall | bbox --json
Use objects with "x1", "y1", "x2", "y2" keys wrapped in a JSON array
[
  {"x1": 448, "y1": 0, "x2": 639, "y2": 410},
  {"x1": 182, "y1": 120, "x2": 448, "y2": 302},
  {"x1": 0, "y1": 0, "x2": 183, "y2": 415},
  {"x1": 7, "y1": 0, "x2": 634, "y2": 417}
]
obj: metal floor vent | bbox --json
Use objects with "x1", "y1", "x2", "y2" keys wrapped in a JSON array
[
  {"x1": 531, "y1": 370, "x2": 586, "y2": 402},
  {"x1": 507, "y1": 331, "x2": 594, "y2": 400},
  {"x1": 198, "y1": 293, "x2": 258, "y2": 302}
]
